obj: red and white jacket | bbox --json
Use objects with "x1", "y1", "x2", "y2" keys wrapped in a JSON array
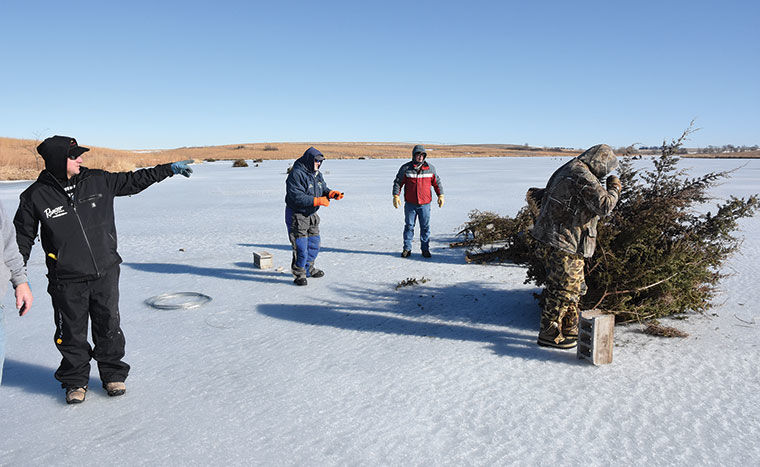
[{"x1": 392, "y1": 160, "x2": 443, "y2": 205}]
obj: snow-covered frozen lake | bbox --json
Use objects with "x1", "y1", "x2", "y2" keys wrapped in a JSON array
[{"x1": 1, "y1": 156, "x2": 759, "y2": 464}]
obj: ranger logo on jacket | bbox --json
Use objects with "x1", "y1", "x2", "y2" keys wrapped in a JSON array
[
  {"x1": 15, "y1": 164, "x2": 175, "y2": 282},
  {"x1": 44, "y1": 206, "x2": 68, "y2": 219}
]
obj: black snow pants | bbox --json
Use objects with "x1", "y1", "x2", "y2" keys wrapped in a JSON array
[{"x1": 48, "y1": 265, "x2": 130, "y2": 388}]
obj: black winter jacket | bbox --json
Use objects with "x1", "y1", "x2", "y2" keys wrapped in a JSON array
[{"x1": 14, "y1": 164, "x2": 174, "y2": 282}]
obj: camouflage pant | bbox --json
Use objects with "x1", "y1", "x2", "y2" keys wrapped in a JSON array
[{"x1": 538, "y1": 245, "x2": 586, "y2": 342}]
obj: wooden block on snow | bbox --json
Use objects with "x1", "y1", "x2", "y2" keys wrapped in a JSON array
[
  {"x1": 253, "y1": 251, "x2": 273, "y2": 269},
  {"x1": 577, "y1": 309, "x2": 614, "y2": 365}
]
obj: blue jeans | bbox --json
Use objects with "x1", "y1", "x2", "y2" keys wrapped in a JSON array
[{"x1": 403, "y1": 202, "x2": 431, "y2": 251}]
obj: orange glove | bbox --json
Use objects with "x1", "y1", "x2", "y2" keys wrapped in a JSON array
[
  {"x1": 328, "y1": 190, "x2": 344, "y2": 200},
  {"x1": 314, "y1": 196, "x2": 330, "y2": 207}
]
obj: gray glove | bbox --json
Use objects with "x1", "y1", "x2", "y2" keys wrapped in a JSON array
[{"x1": 171, "y1": 160, "x2": 194, "y2": 178}]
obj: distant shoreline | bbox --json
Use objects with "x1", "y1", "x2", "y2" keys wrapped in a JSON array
[{"x1": 1, "y1": 136, "x2": 757, "y2": 181}]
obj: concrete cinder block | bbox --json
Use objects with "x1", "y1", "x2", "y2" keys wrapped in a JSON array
[
  {"x1": 577, "y1": 309, "x2": 614, "y2": 365},
  {"x1": 253, "y1": 251, "x2": 273, "y2": 269}
]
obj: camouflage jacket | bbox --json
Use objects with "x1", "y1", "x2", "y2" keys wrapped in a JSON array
[{"x1": 530, "y1": 145, "x2": 620, "y2": 258}]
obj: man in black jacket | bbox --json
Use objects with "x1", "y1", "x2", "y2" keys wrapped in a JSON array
[{"x1": 14, "y1": 135, "x2": 192, "y2": 404}]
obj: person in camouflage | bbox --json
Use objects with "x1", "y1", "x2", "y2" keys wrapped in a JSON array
[{"x1": 530, "y1": 144, "x2": 621, "y2": 349}]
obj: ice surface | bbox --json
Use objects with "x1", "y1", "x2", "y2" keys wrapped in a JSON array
[{"x1": 1, "y1": 157, "x2": 758, "y2": 464}]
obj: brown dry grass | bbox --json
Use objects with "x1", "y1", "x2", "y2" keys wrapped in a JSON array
[
  {"x1": 4, "y1": 136, "x2": 756, "y2": 181},
  {"x1": 0, "y1": 136, "x2": 172, "y2": 180},
  {"x1": 157, "y1": 142, "x2": 577, "y2": 162},
  {"x1": 643, "y1": 322, "x2": 689, "y2": 338},
  {"x1": 0, "y1": 137, "x2": 579, "y2": 180},
  {"x1": 688, "y1": 149, "x2": 760, "y2": 159}
]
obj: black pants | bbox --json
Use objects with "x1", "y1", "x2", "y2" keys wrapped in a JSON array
[{"x1": 48, "y1": 265, "x2": 129, "y2": 388}]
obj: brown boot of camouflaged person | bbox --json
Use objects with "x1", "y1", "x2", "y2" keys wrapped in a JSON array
[
  {"x1": 562, "y1": 308, "x2": 579, "y2": 340},
  {"x1": 537, "y1": 311, "x2": 578, "y2": 349}
]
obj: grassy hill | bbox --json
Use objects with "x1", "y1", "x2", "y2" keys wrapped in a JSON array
[
  {"x1": 0, "y1": 138, "x2": 576, "y2": 180},
  {"x1": 2, "y1": 136, "x2": 756, "y2": 181}
]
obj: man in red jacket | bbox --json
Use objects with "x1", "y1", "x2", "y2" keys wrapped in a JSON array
[{"x1": 392, "y1": 145, "x2": 444, "y2": 258}]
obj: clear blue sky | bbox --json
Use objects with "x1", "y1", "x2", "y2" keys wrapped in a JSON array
[{"x1": 1, "y1": 0, "x2": 758, "y2": 150}]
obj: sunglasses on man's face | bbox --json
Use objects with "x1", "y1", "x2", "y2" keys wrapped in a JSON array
[{"x1": 67, "y1": 141, "x2": 81, "y2": 160}]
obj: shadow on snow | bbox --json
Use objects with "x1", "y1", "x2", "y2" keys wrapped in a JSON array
[
  {"x1": 240, "y1": 242, "x2": 468, "y2": 265},
  {"x1": 123, "y1": 261, "x2": 286, "y2": 284},
  {"x1": 2, "y1": 359, "x2": 60, "y2": 400},
  {"x1": 122, "y1": 254, "x2": 577, "y2": 362},
  {"x1": 258, "y1": 281, "x2": 581, "y2": 364}
]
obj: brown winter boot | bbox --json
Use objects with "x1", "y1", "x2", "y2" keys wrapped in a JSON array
[
  {"x1": 562, "y1": 309, "x2": 580, "y2": 340},
  {"x1": 537, "y1": 313, "x2": 578, "y2": 349},
  {"x1": 103, "y1": 381, "x2": 126, "y2": 397},
  {"x1": 65, "y1": 386, "x2": 87, "y2": 404}
]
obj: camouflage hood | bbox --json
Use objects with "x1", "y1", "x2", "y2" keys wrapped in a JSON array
[
  {"x1": 577, "y1": 144, "x2": 618, "y2": 178},
  {"x1": 530, "y1": 145, "x2": 621, "y2": 257}
]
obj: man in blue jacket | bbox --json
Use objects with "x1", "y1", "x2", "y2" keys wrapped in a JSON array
[{"x1": 285, "y1": 147, "x2": 343, "y2": 286}]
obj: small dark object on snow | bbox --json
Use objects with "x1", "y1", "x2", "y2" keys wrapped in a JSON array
[
  {"x1": 643, "y1": 322, "x2": 689, "y2": 338},
  {"x1": 232, "y1": 159, "x2": 248, "y2": 167},
  {"x1": 395, "y1": 277, "x2": 429, "y2": 290}
]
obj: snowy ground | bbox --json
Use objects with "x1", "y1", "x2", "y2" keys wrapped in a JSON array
[{"x1": 1, "y1": 156, "x2": 758, "y2": 465}]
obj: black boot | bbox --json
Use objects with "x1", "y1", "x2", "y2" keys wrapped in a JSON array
[
  {"x1": 294, "y1": 277, "x2": 308, "y2": 286},
  {"x1": 401, "y1": 250, "x2": 411, "y2": 258}
]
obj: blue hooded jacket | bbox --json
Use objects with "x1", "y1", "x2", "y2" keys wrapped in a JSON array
[{"x1": 285, "y1": 147, "x2": 331, "y2": 216}]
